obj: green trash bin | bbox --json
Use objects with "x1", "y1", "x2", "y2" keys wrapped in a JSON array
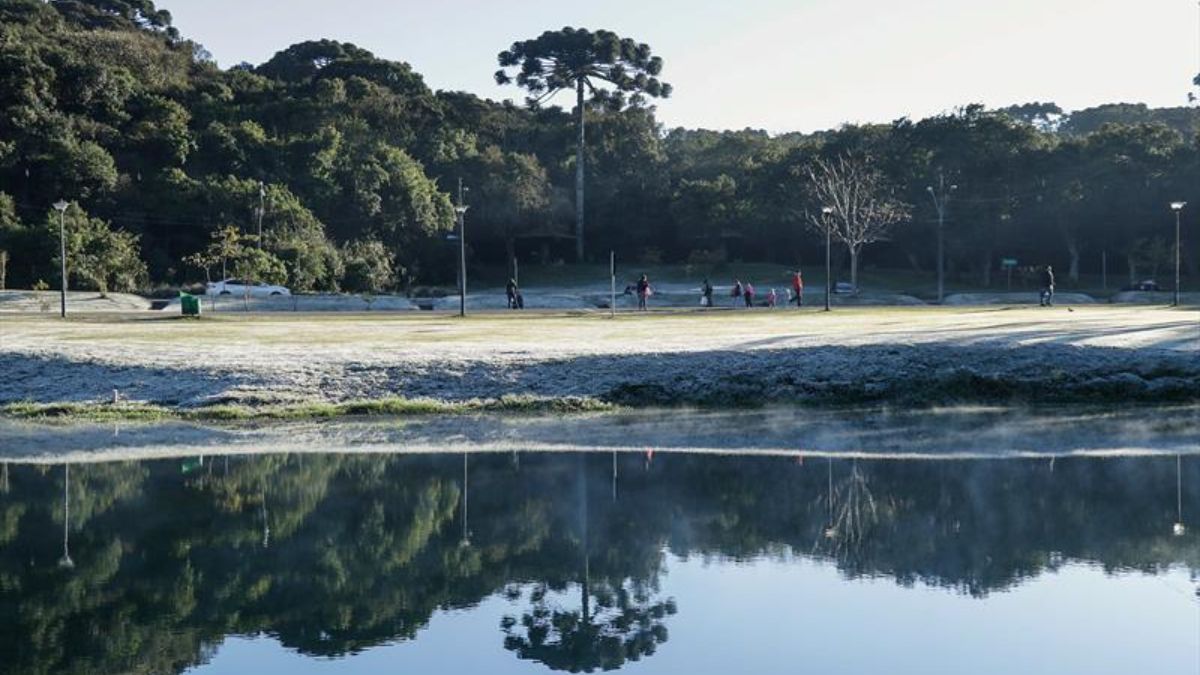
[{"x1": 180, "y1": 292, "x2": 201, "y2": 317}]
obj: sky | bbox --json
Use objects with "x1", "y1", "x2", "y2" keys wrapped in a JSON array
[{"x1": 168, "y1": 0, "x2": 1200, "y2": 133}]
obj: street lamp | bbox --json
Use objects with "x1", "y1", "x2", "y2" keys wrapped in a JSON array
[
  {"x1": 455, "y1": 179, "x2": 470, "y2": 318},
  {"x1": 822, "y1": 206, "x2": 834, "y2": 312},
  {"x1": 1170, "y1": 201, "x2": 1186, "y2": 307},
  {"x1": 926, "y1": 172, "x2": 957, "y2": 304},
  {"x1": 53, "y1": 200, "x2": 69, "y2": 319},
  {"x1": 256, "y1": 181, "x2": 265, "y2": 249}
]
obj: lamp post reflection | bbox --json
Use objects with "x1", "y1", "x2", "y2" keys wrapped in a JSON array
[
  {"x1": 58, "y1": 464, "x2": 74, "y2": 570},
  {"x1": 824, "y1": 457, "x2": 836, "y2": 539},
  {"x1": 461, "y1": 453, "x2": 470, "y2": 547},
  {"x1": 1175, "y1": 455, "x2": 1186, "y2": 537},
  {"x1": 612, "y1": 450, "x2": 618, "y2": 503},
  {"x1": 260, "y1": 487, "x2": 270, "y2": 549}
]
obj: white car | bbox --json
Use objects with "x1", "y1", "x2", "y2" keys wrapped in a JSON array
[{"x1": 206, "y1": 279, "x2": 290, "y2": 297}]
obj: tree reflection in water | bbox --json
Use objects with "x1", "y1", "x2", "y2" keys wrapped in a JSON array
[
  {"x1": 500, "y1": 454, "x2": 676, "y2": 672},
  {"x1": 0, "y1": 452, "x2": 1195, "y2": 674}
]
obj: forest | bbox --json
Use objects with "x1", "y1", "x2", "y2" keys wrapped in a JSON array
[{"x1": 0, "y1": 0, "x2": 1197, "y2": 295}]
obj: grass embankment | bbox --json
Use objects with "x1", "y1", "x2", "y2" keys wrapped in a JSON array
[{"x1": 0, "y1": 395, "x2": 614, "y2": 423}]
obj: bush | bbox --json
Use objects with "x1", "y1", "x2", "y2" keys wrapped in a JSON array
[
  {"x1": 41, "y1": 204, "x2": 148, "y2": 296},
  {"x1": 341, "y1": 239, "x2": 395, "y2": 294}
]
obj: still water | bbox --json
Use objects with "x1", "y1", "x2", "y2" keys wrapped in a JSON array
[{"x1": 0, "y1": 407, "x2": 1198, "y2": 674}]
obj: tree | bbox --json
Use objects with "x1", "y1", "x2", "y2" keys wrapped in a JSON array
[
  {"x1": 184, "y1": 226, "x2": 247, "y2": 284},
  {"x1": 670, "y1": 174, "x2": 739, "y2": 253},
  {"x1": 258, "y1": 184, "x2": 342, "y2": 292},
  {"x1": 805, "y1": 155, "x2": 911, "y2": 292},
  {"x1": 41, "y1": 204, "x2": 147, "y2": 296},
  {"x1": 495, "y1": 27, "x2": 672, "y2": 261},
  {"x1": 340, "y1": 239, "x2": 394, "y2": 294},
  {"x1": 0, "y1": 192, "x2": 23, "y2": 289},
  {"x1": 231, "y1": 247, "x2": 287, "y2": 288},
  {"x1": 473, "y1": 148, "x2": 554, "y2": 273}
]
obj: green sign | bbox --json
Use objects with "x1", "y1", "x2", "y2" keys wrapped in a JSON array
[{"x1": 1001, "y1": 258, "x2": 1018, "y2": 268}]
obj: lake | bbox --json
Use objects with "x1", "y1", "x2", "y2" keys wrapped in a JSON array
[{"x1": 0, "y1": 406, "x2": 1197, "y2": 674}]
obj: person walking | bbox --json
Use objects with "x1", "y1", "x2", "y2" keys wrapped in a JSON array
[
  {"x1": 731, "y1": 279, "x2": 743, "y2": 307},
  {"x1": 743, "y1": 281, "x2": 756, "y2": 308},
  {"x1": 767, "y1": 288, "x2": 778, "y2": 308},
  {"x1": 505, "y1": 278, "x2": 519, "y2": 309},
  {"x1": 701, "y1": 278, "x2": 714, "y2": 308},
  {"x1": 636, "y1": 274, "x2": 651, "y2": 311},
  {"x1": 1039, "y1": 265, "x2": 1055, "y2": 307},
  {"x1": 791, "y1": 270, "x2": 804, "y2": 307}
]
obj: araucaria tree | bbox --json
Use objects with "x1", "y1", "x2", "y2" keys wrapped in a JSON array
[
  {"x1": 495, "y1": 27, "x2": 671, "y2": 261},
  {"x1": 805, "y1": 155, "x2": 911, "y2": 292}
]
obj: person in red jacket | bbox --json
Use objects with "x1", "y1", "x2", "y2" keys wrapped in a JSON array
[{"x1": 791, "y1": 270, "x2": 804, "y2": 307}]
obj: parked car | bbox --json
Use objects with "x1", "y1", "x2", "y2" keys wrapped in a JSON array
[
  {"x1": 834, "y1": 281, "x2": 857, "y2": 295},
  {"x1": 206, "y1": 279, "x2": 290, "y2": 296},
  {"x1": 1125, "y1": 279, "x2": 1160, "y2": 292}
]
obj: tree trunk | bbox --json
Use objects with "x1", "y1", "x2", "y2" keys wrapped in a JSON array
[
  {"x1": 574, "y1": 78, "x2": 586, "y2": 262},
  {"x1": 903, "y1": 247, "x2": 923, "y2": 273},
  {"x1": 849, "y1": 246, "x2": 859, "y2": 293},
  {"x1": 0, "y1": 250, "x2": 7, "y2": 291},
  {"x1": 1066, "y1": 236, "x2": 1080, "y2": 283},
  {"x1": 981, "y1": 250, "x2": 992, "y2": 287},
  {"x1": 505, "y1": 237, "x2": 516, "y2": 279},
  {"x1": 1127, "y1": 254, "x2": 1137, "y2": 286}
]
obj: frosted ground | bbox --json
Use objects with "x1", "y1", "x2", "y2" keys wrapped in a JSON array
[{"x1": 1, "y1": 305, "x2": 1196, "y2": 409}]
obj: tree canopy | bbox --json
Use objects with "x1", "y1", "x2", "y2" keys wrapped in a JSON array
[{"x1": 0, "y1": 0, "x2": 1195, "y2": 295}]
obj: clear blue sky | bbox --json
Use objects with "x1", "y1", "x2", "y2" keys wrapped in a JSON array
[{"x1": 169, "y1": 0, "x2": 1199, "y2": 133}]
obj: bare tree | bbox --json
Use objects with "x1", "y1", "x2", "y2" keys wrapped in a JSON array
[{"x1": 805, "y1": 155, "x2": 911, "y2": 292}]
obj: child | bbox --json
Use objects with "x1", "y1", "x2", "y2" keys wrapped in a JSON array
[{"x1": 767, "y1": 288, "x2": 777, "y2": 308}]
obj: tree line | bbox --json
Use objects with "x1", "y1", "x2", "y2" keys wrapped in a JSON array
[{"x1": 0, "y1": 0, "x2": 1196, "y2": 297}]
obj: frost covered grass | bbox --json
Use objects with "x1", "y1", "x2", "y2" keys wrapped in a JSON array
[
  {"x1": 1, "y1": 304, "x2": 1194, "y2": 348},
  {"x1": 1, "y1": 305, "x2": 1195, "y2": 414},
  {"x1": 0, "y1": 395, "x2": 615, "y2": 422}
]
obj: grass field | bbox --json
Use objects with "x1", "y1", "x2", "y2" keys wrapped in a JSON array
[
  {"x1": 2, "y1": 305, "x2": 1196, "y2": 417},
  {"x1": 1, "y1": 304, "x2": 1195, "y2": 349}
]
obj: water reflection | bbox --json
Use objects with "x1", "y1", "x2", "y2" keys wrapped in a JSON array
[
  {"x1": 0, "y1": 451, "x2": 1197, "y2": 674},
  {"x1": 1176, "y1": 454, "x2": 1186, "y2": 537}
]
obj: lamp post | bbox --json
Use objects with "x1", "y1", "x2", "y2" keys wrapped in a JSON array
[
  {"x1": 926, "y1": 171, "x2": 957, "y2": 304},
  {"x1": 822, "y1": 206, "x2": 834, "y2": 312},
  {"x1": 1170, "y1": 201, "x2": 1186, "y2": 306},
  {"x1": 256, "y1": 181, "x2": 265, "y2": 249},
  {"x1": 455, "y1": 179, "x2": 470, "y2": 318},
  {"x1": 53, "y1": 200, "x2": 69, "y2": 318}
]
